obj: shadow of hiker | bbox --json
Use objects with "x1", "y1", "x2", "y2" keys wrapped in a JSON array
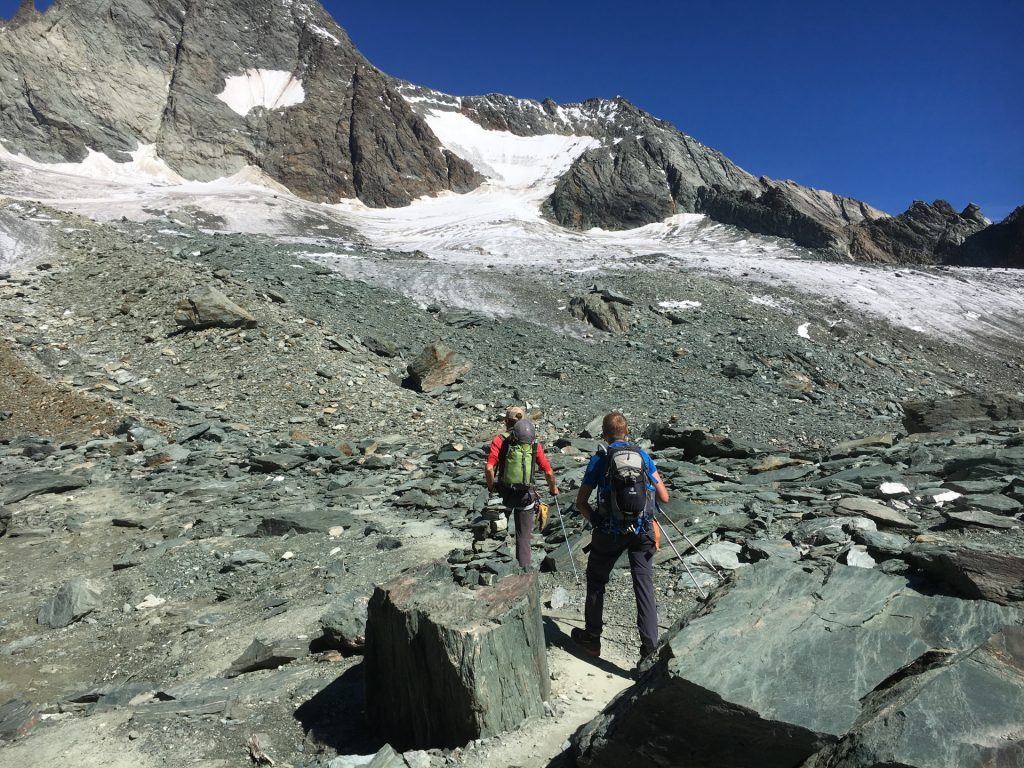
[
  {"x1": 543, "y1": 616, "x2": 632, "y2": 679},
  {"x1": 293, "y1": 661, "x2": 385, "y2": 756}
]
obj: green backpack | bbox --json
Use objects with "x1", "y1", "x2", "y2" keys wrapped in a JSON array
[{"x1": 497, "y1": 433, "x2": 537, "y2": 492}]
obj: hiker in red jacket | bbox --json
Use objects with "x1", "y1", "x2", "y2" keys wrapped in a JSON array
[{"x1": 485, "y1": 406, "x2": 559, "y2": 569}]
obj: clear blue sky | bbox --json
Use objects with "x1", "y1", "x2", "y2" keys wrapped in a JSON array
[{"x1": 4, "y1": 0, "x2": 1021, "y2": 220}]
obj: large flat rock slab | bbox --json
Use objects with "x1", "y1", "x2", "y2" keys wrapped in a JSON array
[
  {"x1": 2, "y1": 471, "x2": 88, "y2": 505},
  {"x1": 364, "y1": 561, "x2": 549, "y2": 750},
  {"x1": 902, "y1": 393, "x2": 1024, "y2": 433},
  {"x1": 574, "y1": 559, "x2": 1023, "y2": 768},
  {"x1": 802, "y1": 627, "x2": 1024, "y2": 767}
]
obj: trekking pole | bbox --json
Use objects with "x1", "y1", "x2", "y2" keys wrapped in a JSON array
[
  {"x1": 656, "y1": 520, "x2": 708, "y2": 600},
  {"x1": 552, "y1": 496, "x2": 580, "y2": 586},
  {"x1": 657, "y1": 503, "x2": 725, "y2": 580}
]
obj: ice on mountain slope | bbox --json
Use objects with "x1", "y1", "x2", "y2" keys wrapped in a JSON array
[
  {"x1": 216, "y1": 70, "x2": 306, "y2": 116},
  {"x1": 421, "y1": 109, "x2": 600, "y2": 189},
  {"x1": 0, "y1": 229, "x2": 17, "y2": 268},
  {"x1": 1, "y1": 126, "x2": 1023, "y2": 354}
]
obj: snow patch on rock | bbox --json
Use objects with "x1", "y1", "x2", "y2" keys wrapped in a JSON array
[
  {"x1": 0, "y1": 142, "x2": 184, "y2": 184},
  {"x1": 422, "y1": 109, "x2": 599, "y2": 190},
  {"x1": 217, "y1": 69, "x2": 305, "y2": 116}
]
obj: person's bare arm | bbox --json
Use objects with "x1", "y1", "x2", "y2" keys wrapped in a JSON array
[{"x1": 485, "y1": 464, "x2": 496, "y2": 493}]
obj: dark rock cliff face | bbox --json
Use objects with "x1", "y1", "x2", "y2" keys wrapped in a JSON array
[
  {"x1": 846, "y1": 200, "x2": 990, "y2": 264},
  {"x1": 953, "y1": 206, "x2": 1024, "y2": 268},
  {"x1": 0, "y1": 0, "x2": 480, "y2": 206},
  {"x1": 541, "y1": 99, "x2": 766, "y2": 230},
  {"x1": 697, "y1": 183, "x2": 845, "y2": 251}
]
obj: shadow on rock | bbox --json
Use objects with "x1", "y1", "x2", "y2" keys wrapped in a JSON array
[{"x1": 294, "y1": 662, "x2": 384, "y2": 755}]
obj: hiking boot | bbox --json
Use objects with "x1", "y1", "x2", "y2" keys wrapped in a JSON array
[{"x1": 570, "y1": 628, "x2": 601, "y2": 658}]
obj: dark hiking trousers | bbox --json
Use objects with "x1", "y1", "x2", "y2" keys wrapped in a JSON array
[
  {"x1": 509, "y1": 503, "x2": 535, "y2": 569},
  {"x1": 584, "y1": 527, "x2": 659, "y2": 655},
  {"x1": 501, "y1": 489, "x2": 536, "y2": 569}
]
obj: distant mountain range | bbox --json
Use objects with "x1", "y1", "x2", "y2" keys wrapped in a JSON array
[{"x1": 0, "y1": 0, "x2": 1019, "y2": 267}]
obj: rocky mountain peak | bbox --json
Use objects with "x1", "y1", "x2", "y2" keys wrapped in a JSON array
[
  {"x1": 0, "y1": 0, "x2": 480, "y2": 206},
  {"x1": 961, "y1": 202, "x2": 990, "y2": 226},
  {"x1": 957, "y1": 205, "x2": 1024, "y2": 268},
  {"x1": 6, "y1": 0, "x2": 40, "y2": 27}
]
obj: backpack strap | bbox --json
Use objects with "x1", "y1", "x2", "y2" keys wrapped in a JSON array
[
  {"x1": 495, "y1": 433, "x2": 510, "y2": 487},
  {"x1": 528, "y1": 442, "x2": 539, "y2": 486}
]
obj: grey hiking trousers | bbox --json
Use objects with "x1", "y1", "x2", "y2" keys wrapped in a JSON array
[
  {"x1": 507, "y1": 501, "x2": 535, "y2": 569},
  {"x1": 584, "y1": 527, "x2": 659, "y2": 655}
]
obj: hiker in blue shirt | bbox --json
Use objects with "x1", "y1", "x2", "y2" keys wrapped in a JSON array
[{"x1": 572, "y1": 412, "x2": 669, "y2": 662}]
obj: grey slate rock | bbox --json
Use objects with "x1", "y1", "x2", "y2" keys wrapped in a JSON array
[
  {"x1": 320, "y1": 591, "x2": 370, "y2": 652},
  {"x1": 648, "y1": 426, "x2": 761, "y2": 459},
  {"x1": 541, "y1": 532, "x2": 591, "y2": 575},
  {"x1": 943, "y1": 508, "x2": 1021, "y2": 530},
  {"x1": 902, "y1": 392, "x2": 1024, "y2": 434},
  {"x1": 0, "y1": 698, "x2": 40, "y2": 741},
  {"x1": 328, "y1": 756, "x2": 374, "y2": 768},
  {"x1": 2, "y1": 471, "x2": 88, "y2": 505},
  {"x1": 224, "y1": 637, "x2": 307, "y2": 678},
  {"x1": 393, "y1": 489, "x2": 439, "y2": 510},
  {"x1": 835, "y1": 496, "x2": 917, "y2": 530},
  {"x1": 365, "y1": 561, "x2": 549, "y2": 750},
  {"x1": 745, "y1": 464, "x2": 817, "y2": 484},
  {"x1": 404, "y1": 342, "x2": 471, "y2": 392},
  {"x1": 38, "y1": 577, "x2": 104, "y2": 628},
  {"x1": 174, "y1": 422, "x2": 213, "y2": 443},
  {"x1": 721, "y1": 361, "x2": 756, "y2": 379},
  {"x1": 942, "y1": 479, "x2": 1013, "y2": 494},
  {"x1": 961, "y1": 493, "x2": 1023, "y2": 515},
  {"x1": 226, "y1": 549, "x2": 272, "y2": 567},
  {"x1": 249, "y1": 453, "x2": 308, "y2": 472},
  {"x1": 569, "y1": 294, "x2": 633, "y2": 333},
  {"x1": 802, "y1": 626, "x2": 1024, "y2": 768},
  {"x1": 942, "y1": 446, "x2": 1024, "y2": 480},
  {"x1": 829, "y1": 433, "x2": 896, "y2": 457},
  {"x1": 851, "y1": 530, "x2": 910, "y2": 560},
  {"x1": 840, "y1": 545, "x2": 876, "y2": 569},
  {"x1": 788, "y1": 517, "x2": 873, "y2": 548},
  {"x1": 174, "y1": 286, "x2": 256, "y2": 330},
  {"x1": 254, "y1": 508, "x2": 356, "y2": 536},
  {"x1": 743, "y1": 538, "x2": 801, "y2": 562},
  {"x1": 573, "y1": 559, "x2": 1022, "y2": 768},
  {"x1": 902, "y1": 544, "x2": 1024, "y2": 605}
]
